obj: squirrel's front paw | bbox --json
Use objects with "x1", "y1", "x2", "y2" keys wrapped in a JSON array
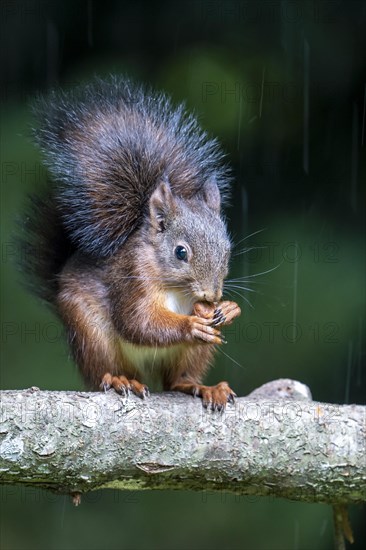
[
  {"x1": 100, "y1": 373, "x2": 150, "y2": 399},
  {"x1": 189, "y1": 315, "x2": 225, "y2": 345},
  {"x1": 193, "y1": 300, "x2": 241, "y2": 330},
  {"x1": 211, "y1": 301, "x2": 241, "y2": 327}
]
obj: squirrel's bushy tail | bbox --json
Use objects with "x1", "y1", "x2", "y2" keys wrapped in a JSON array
[
  {"x1": 21, "y1": 76, "x2": 231, "y2": 303},
  {"x1": 20, "y1": 189, "x2": 75, "y2": 304},
  {"x1": 31, "y1": 77, "x2": 230, "y2": 257}
]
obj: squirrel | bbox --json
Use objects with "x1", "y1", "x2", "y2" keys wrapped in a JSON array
[{"x1": 22, "y1": 76, "x2": 241, "y2": 410}]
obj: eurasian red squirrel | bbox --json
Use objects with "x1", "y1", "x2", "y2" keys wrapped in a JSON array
[{"x1": 23, "y1": 77, "x2": 241, "y2": 410}]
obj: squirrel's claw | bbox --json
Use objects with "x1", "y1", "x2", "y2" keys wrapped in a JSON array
[
  {"x1": 139, "y1": 385, "x2": 150, "y2": 399},
  {"x1": 128, "y1": 379, "x2": 150, "y2": 399},
  {"x1": 100, "y1": 381, "x2": 111, "y2": 392},
  {"x1": 100, "y1": 374, "x2": 149, "y2": 400},
  {"x1": 117, "y1": 384, "x2": 130, "y2": 398},
  {"x1": 227, "y1": 391, "x2": 236, "y2": 404},
  {"x1": 193, "y1": 300, "x2": 240, "y2": 332},
  {"x1": 172, "y1": 381, "x2": 237, "y2": 412},
  {"x1": 214, "y1": 301, "x2": 241, "y2": 326},
  {"x1": 211, "y1": 310, "x2": 226, "y2": 327},
  {"x1": 201, "y1": 381, "x2": 236, "y2": 412}
]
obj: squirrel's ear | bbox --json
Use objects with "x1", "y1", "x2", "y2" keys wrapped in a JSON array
[
  {"x1": 149, "y1": 180, "x2": 176, "y2": 231},
  {"x1": 202, "y1": 177, "x2": 221, "y2": 213}
]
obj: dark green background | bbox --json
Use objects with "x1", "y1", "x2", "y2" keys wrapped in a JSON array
[{"x1": 1, "y1": 1, "x2": 365, "y2": 549}]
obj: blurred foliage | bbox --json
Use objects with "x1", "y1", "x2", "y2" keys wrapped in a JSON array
[{"x1": 1, "y1": 1, "x2": 365, "y2": 549}]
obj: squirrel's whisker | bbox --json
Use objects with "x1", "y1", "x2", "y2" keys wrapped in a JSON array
[
  {"x1": 228, "y1": 262, "x2": 283, "y2": 280},
  {"x1": 226, "y1": 278, "x2": 264, "y2": 284},
  {"x1": 233, "y1": 246, "x2": 268, "y2": 257},
  {"x1": 224, "y1": 288, "x2": 254, "y2": 309},
  {"x1": 232, "y1": 227, "x2": 267, "y2": 249},
  {"x1": 215, "y1": 345, "x2": 247, "y2": 372},
  {"x1": 224, "y1": 283, "x2": 258, "y2": 294}
]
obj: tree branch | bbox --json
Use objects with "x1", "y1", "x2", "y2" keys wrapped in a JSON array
[{"x1": 0, "y1": 379, "x2": 365, "y2": 504}]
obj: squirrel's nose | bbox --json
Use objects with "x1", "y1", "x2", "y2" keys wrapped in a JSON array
[
  {"x1": 202, "y1": 289, "x2": 222, "y2": 303},
  {"x1": 202, "y1": 292, "x2": 215, "y2": 302}
]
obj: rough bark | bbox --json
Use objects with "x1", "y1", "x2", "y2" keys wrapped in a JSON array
[{"x1": 0, "y1": 379, "x2": 365, "y2": 504}]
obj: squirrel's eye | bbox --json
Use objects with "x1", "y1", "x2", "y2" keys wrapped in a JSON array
[{"x1": 175, "y1": 245, "x2": 188, "y2": 261}]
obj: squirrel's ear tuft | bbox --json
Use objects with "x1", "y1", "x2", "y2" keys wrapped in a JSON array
[
  {"x1": 149, "y1": 180, "x2": 176, "y2": 231},
  {"x1": 202, "y1": 177, "x2": 221, "y2": 213}
]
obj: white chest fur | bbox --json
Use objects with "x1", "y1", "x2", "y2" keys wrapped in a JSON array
[{"x1": 164, "y1": 288, "x2": 193, "y2": 315}]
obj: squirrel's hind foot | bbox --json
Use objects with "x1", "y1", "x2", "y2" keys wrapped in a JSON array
[
  {"x1": 171, "y1": 381, "x2": 236, "y2": 412},
  {"x1": 100, "y1": 373, "x2": 150, "y2": 399}
]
